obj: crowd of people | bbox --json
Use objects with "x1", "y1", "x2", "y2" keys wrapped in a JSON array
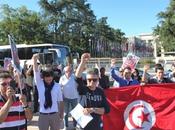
[{"x1": 0, "y1": 52, "x2": 175, "y2": 130}]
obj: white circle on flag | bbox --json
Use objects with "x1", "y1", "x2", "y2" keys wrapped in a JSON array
[{"x1": 124, "y1": 100, "x2": 156, "y2": 130}]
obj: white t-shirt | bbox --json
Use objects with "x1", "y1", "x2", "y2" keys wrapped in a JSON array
[
  {"x1": 59, "y1": 74, "x2": 79, "y2": 99},
  {"x1": 34, "y1": 71, "x2": 63, "y2": 113}
]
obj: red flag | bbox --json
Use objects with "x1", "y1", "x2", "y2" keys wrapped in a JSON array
[{"x1": 103, "y1": 84, "x2": 175, "y2": 130}]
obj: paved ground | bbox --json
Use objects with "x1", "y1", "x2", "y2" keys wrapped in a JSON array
[{"x1": 28, "y1": 113, "x2": 75, "y2": 130}]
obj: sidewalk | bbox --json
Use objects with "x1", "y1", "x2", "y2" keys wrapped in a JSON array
[{"x1": 28, "y1": 113, "x2": 75, "y2": 130}]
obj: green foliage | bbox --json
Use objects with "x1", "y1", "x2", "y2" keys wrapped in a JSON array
[
  {"x1": 0, "y1": 4, "x2": 49, "y2": 44},
  {"x1": 0, "y1": 1, "x2": 126, "y2": 57},
  {"x1": 39, "y1": 0, "x2": 96, "y2": 50},
  {"x1": 153, "y1": 0, "x2": 175, "y2": 51}
]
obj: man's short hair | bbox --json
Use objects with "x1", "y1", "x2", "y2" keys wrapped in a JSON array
[
  {"x1": 155, "y1": 66, "x2": 164, "y2": 72},
  {"x1": 86, "y1": 68, "x2": 99, "y2": 76},
  {"x1": 100, "y1": 67, "x2": 105, "y2": 72},
  {"x1": 123, "y1": 66, "x2": 132, "y2": 71},
  {"x1": 0, "y1": 70, "x2": 12, "y2": 79},
  {"x1": 41, "y1": 68, "x2": 54, "y2": 77},
  {"x1": 155, "y1": 63, "x2": 162, "y2": 72}
]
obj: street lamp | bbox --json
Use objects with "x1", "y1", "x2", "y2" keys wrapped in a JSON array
[{"x1": 89, "y1": 38, "x2": 91, "y2": 54}]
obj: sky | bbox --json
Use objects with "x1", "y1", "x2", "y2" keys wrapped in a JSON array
[{"x1": 0, "y1": 0, "x2": 170, "y2": 37}]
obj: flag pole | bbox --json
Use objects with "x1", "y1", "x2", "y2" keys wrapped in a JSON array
[
  {"x1": 8, "y1": 34, "x2": 23, "y2": 95},
  {"x1": 16, "y1": 72, "x2": 23, "y2": 95}
]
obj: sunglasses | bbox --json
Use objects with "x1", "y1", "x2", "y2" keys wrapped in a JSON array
[{"x1": 87, "y1": 78, "x2": 98, "y2": 82}]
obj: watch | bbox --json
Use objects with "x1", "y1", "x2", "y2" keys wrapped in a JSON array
[{"x1": 93, "y1": 108, "x2": 96, "y2": 113}]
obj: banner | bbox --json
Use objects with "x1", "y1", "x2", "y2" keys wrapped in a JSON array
[
  {"x1": 103, "y1": 84, "x2": 175, "y2": 130},
  {"x1": 8, "y1": 35, "x2": 21, "y2": 72},
  {"x1": 122, "y1": 53, "x2": 140, "y2": 70}
]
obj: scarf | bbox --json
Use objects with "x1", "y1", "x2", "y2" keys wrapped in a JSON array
[{"x1": 44, "y1": 80, "x2": 54, "y2": 109}]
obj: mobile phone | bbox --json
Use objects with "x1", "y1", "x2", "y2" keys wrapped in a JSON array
[{"x1": 10, "y1": 80, "x2": 17, "y2": 90}]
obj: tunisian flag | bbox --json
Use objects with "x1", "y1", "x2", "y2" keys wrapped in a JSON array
[{"x1": 103, "y1": 84, "x2": 175, "y2": 130}]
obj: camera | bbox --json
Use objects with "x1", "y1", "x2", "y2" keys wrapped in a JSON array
[
  {"x1": 10, "y1": 80, "x2": 17, "y2": 90},
  {"x1": 9, "y1": 80, "x2": 17, "y2": 102}
]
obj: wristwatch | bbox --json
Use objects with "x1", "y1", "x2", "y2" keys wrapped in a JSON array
[{"x1": 93, "y1": 108, "x2": 96, "y2": 113}]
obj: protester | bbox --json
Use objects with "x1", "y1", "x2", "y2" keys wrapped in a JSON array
[
  {"x1": 59, "y1": 65, "x2": 79, "y2": 128},
  {"x1": 0, "y1": 70, "x2": 33, "y2": 130},
  {"x1": 6, "y1": 63, "x2": 14, "y2": 77},
  {"x1": 112, "y1": 67, "x2": 123, "y2": 87},
  {"x1": 99, "y1": 67, "x2": 110, "y2": 89},
  {"x1": 26, "y1": 65, "x2": 39, "y2": 113},
  {"x1": 168, "y1": 63, "x2": 175, "y2": 82},
  {"x1": 110, "y1": 59, "x2": 139, "y2": 87},
  {"x1": 32, "y1": 54, "x2": 64, "y2": 130},
  {"x1": 52, "y1": 63, "x2": 62, "y2": 83},
  {"x1": 143, "y1": 65, "x2": 173, "y2": 84},
  {"x1": 131, "y1": 68, "x2": 141, "y2": 83},
  {"x1": 142, "y1": 64, "x2": 173, "y2": 84},
  {"x1": 75, "y1": 53, "x2": 110, "y2": 130}
]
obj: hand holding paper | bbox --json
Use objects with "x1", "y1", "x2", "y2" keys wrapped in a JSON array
[{"x1": 70, "y1": 103, "x2": 93, "y2": 128}]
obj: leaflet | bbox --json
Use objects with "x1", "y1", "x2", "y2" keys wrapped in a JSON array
[{"x1": 70, "y1": 103, "x2": 93, "y2": 128}]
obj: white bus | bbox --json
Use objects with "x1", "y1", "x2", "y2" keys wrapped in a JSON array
[{"x1": 0, "y1": 43, "x2": 71, "y2": 66}]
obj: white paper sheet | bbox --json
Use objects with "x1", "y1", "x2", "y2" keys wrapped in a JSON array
[{"x1": 70, "y1": 103, "x2": 93, "y2": 128}]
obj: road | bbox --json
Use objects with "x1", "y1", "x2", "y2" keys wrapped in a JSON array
[{"x1": 28, "y1": 113, "x2": 75, "y2": 130}]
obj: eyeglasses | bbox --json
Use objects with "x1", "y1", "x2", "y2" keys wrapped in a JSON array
[
  {"x1": 87, "y1": 78, "x2": 98, "y2": 82},
  {"x1": 0, "y1": 82, "x2": 10, "y2": 87}
]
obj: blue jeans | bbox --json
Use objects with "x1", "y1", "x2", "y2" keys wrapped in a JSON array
[{"x1": 64, "y1": 98, "x2": 78, "y2": 127}]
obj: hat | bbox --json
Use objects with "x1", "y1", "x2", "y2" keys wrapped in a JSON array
[{"x1": 41, "y1": 68, "x2": 54, "y2": 77}]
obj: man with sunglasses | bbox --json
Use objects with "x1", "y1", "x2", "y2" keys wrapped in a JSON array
[
  {"x1": 75, "y1": 53, "x2": 110, "y2": 130},
  {"x1": 0, "y1": 70, "x2": 33, "y2": 130}
]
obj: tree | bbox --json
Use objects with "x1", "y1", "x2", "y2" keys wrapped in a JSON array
[
  {"x1": 154, "y1": 0, "x2": 175, "y2": 51},
  {"x1": 0, "y1": 4, "x2": 48, "y2": 44},
  {"x1": 90, "y1": 17, "x2": 126, "y2": 57},
  {"x1": 39, "y1": 0, "x2": 96, "y2": 53},
  {"x1": 0, "y1": 2, "x2": 126, "y2": 57}
]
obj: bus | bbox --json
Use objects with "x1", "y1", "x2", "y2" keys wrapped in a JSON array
[{"x1": 0, "y1": 43, "x2": 71, "y2": 67}]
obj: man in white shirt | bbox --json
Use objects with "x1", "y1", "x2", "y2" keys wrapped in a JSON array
[
  {"x1": 32, "y1": 54, "x2": 64, "y2": 130},
  {"x1": 59, "y1": 65, "x2": 79, "y2": 128}
]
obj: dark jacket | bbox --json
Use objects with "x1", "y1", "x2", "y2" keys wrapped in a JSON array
[
  {"x1": 148, "y1": 77, "x2": 173, "y2": 84},
  {"x1": 99, "y1": 75, "x2": 110, "y2": 89}
]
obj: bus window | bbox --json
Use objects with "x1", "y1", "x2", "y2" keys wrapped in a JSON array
[
  {"x1": 0, "y1": 51, "x2": 4, "y2": 60},
  {"x1": 0, "y1": 43, "x2": 71, "y2": 67},
  {"x1": 45, "y1": 52, "x2": 54, "y2": 65}
]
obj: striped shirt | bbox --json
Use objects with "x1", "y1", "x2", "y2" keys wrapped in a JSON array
[{"x1": 0, "y1": 94, "x2": 27, "y2": 130}]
